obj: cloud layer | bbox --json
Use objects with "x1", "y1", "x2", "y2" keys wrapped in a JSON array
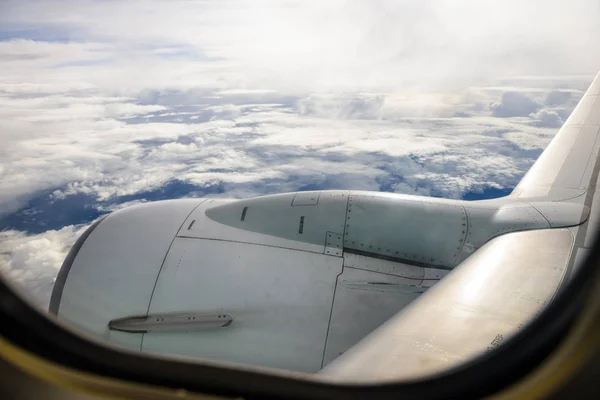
[{"x1": 0, "y1": 0, "x2": 598, "y2": 308}]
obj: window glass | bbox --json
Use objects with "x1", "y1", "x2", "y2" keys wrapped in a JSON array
[{"x1": 1, "y1": 0, "x2": 599, "y2": 383}]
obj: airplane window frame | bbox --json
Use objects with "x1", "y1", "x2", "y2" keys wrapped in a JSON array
[{"x1": 1, "y1": 230, "x2": 600, "y2": 400}]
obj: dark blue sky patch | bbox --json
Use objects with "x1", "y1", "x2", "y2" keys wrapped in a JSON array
[
  {"x1": 427, "y1": 190, "x2": 445, "y2": 199},
  {"x1": 221, "y1": 94, "x2": 298, "y2": 108},
  {"x1": 133, "y1": 138, "x2": 175, "y2": 147},
  {"x1": 295, "y1": 176, "x2": 356, "y2": 192},
  {"x1": 0, "y1": 26, "x2": 74, "y2": 43},
  {"x1": 234, "y1": 121, "x2": 261, "y2": 128},
  {"x1": 296, "y1": 182, "x2": 331, "y2": 191},
  {"x1": 0, "y1": 191, "x2": 107, "y2": 234},
  {"x1": 176, "y1": 135, "x2": 196, "y2": 145},
  {"x1": 0, "y1": 24, "x2": 117, "y2": 46},
  {"x1": 0, "y1": 180, "x2": 227, "y2": 234},
  {"x1": 462, "y1": 186, "x2": 513, "y2": 200},
  {"x1": 134, "y1": 135, "x2": 197, "y2": 148},
  {"x1": 377, "y1": 174, "x2": 406, "y2": 192},
  {"x1": 125, "y1": 109, "x2": 217, "y2": 124},
  {"x1": 107, "y1": 180, "x2": 226, "y2": 204},
  {"x1": 317, "y1": 152, "x2": 349, "y2": 163},
  {"x1": 408, "y1": 154, "x2": 425, "y2": 168},
  {"x1": 205, "y1": 168, "x2": 232, "y2": 173},
  {"x1": 215, "y1": 177, "x2": 302, "y2": 198}
]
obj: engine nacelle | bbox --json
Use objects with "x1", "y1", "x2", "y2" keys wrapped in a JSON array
[{"x1": 49, "y1": 191, "x2": 587, "y2": 372}]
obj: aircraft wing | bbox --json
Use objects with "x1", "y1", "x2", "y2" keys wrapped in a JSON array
[
  {"x1": 321, "y1": 72, "x2": 600, "y2": 381},
  {"x1": 320, "y1": 228, "x2": 574, "y2": 381}
]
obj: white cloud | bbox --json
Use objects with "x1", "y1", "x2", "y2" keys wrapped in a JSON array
[
  {"x1": 1, "y1": 1, "x2": 598, "y2": 94},
  {"x1": 298, "y1": 94, "x2": 385, "y2": 120},
  {"x1": 490, "y1": 91, "x2": 542, "y2": 118},
  {"x1": 0, "y1": 0, "x2": 598, "y2": 308},
  {"x1": 529, "y1": 109, "x2": 564, "y2": 128},
  {"x1": 0, "y1": 224, "x2": 89, "y2": 307}
]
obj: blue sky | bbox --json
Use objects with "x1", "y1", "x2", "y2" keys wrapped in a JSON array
[{"x1": 0, "y1": 0, "x2": 599, "y2": 306}]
